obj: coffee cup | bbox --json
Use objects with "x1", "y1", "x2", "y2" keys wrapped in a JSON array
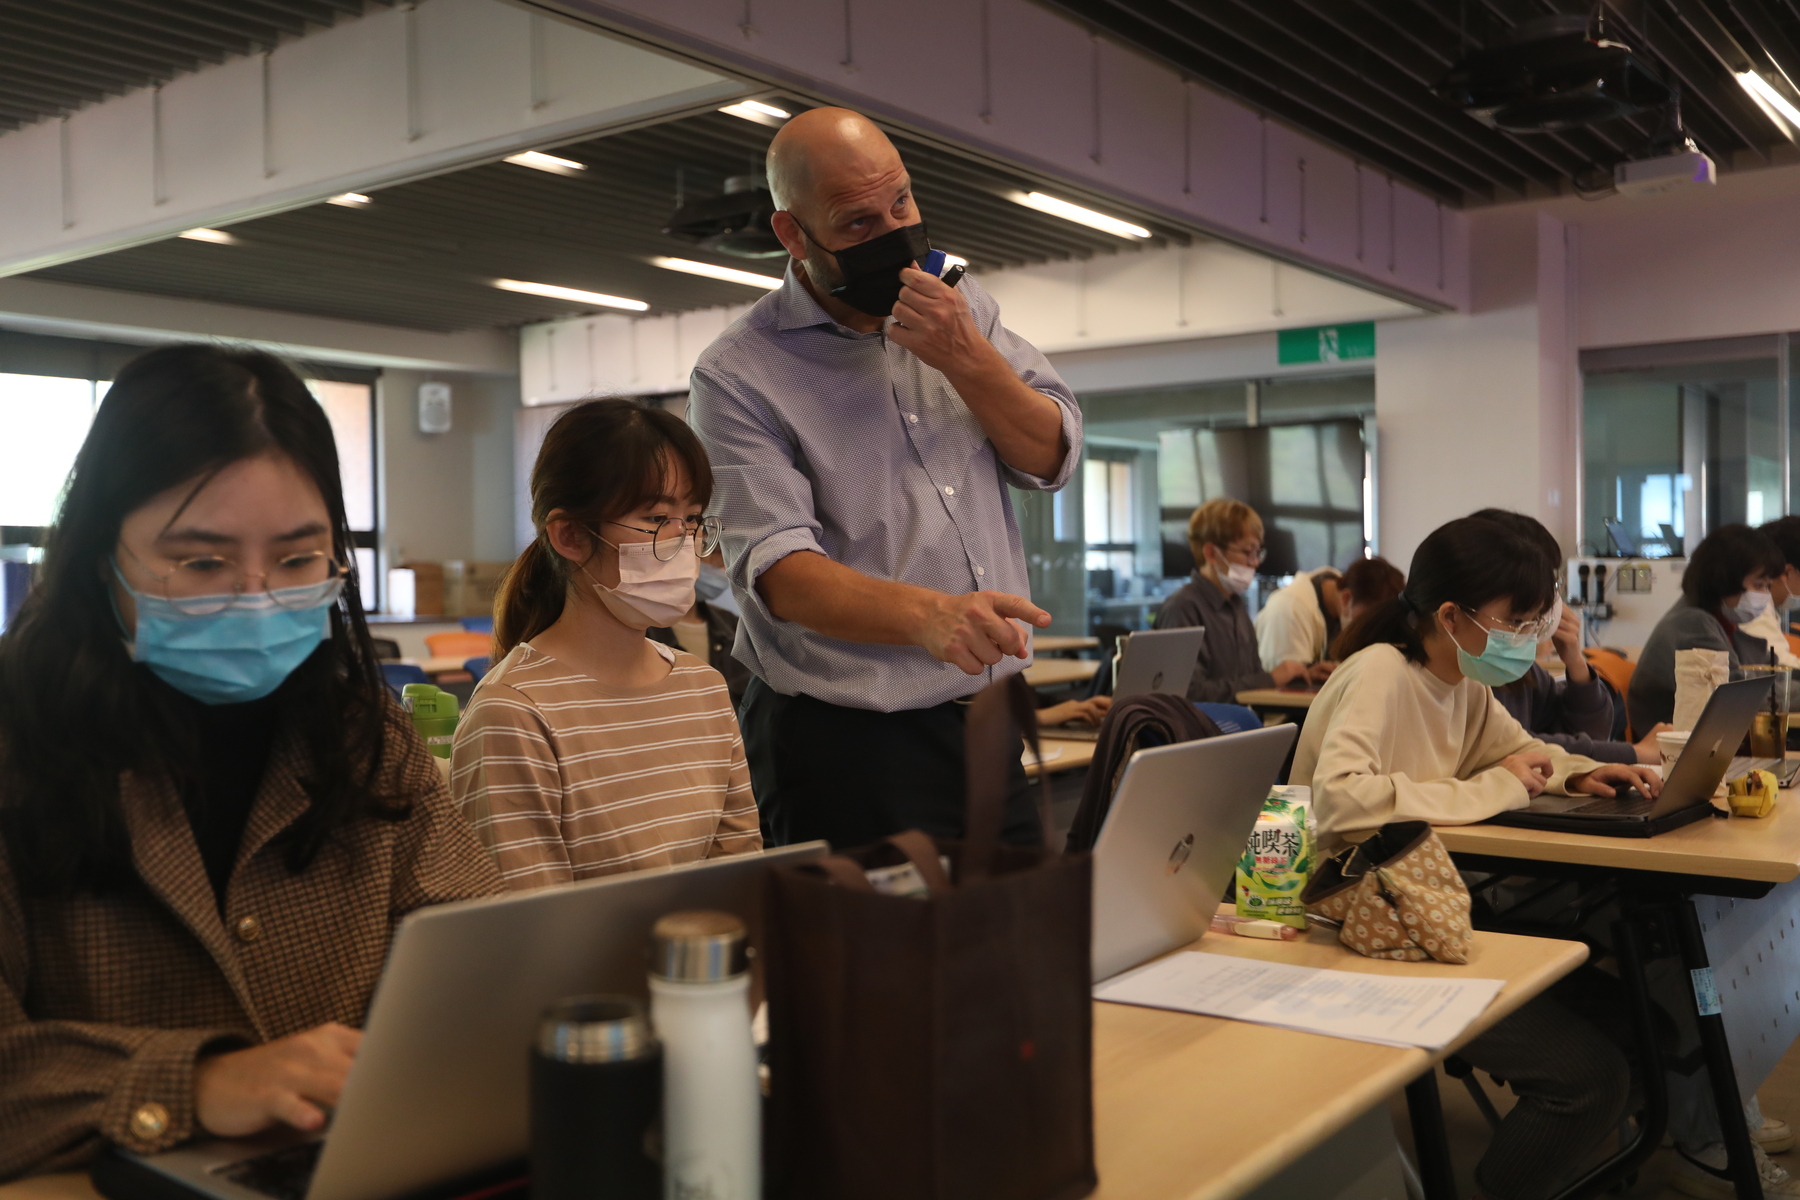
[{"x1": 1656, "y1": 729, "x2": 1691, "y2": 767}]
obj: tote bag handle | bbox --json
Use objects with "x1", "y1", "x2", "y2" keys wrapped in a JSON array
[{"x1": 963, "y1": 674, "x2": 1057, "y2": 881}]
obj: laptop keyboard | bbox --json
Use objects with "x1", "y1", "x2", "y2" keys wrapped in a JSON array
[
  {"x1": 1564, "y1": 792, "x2": 1656, "y2": 818},
  {"x1": 217, "y1": 1141, "x2": 322, "y2": 1200}
]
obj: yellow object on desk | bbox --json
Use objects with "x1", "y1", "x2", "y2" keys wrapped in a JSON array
[{"x1": 1730, "y1": 769, "x2": 1780, "y2": 818}]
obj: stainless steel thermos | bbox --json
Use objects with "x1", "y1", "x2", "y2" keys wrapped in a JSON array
[{"x1": 530, "y1": 995, "x2": 662, "y2": 1200}]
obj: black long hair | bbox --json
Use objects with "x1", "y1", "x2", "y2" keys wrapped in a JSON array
[
  {"x1": 1683, "y1": 524, "x2": 1783, "y2": 612},
  {"x1": 0, "y1": 344, "x2": 399, "y2": 895},
  {"x1": 1336, "y1": 513, "x2": 1559, "y2": 665},
  {"x1": 494, "y1": 399, "x2": 713, "y2": 657}
]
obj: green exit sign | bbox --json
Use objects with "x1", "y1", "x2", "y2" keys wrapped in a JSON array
[{"x1": 1278, "y1": 322, "x2": 1376, "y2": 365}]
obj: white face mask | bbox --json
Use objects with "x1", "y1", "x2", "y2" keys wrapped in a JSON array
[
  {"x1": 1213, "y1": 555, "x2": 1256, "y2": 595},
  {"x1": 1727, "y1": 589, "x2": 1772, "y2": 626},
  {"x1": 587, "y1": 535, "x2": 698, "y2": 629}
]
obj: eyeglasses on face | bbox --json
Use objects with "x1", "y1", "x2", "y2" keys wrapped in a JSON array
[
  {"x1": 123, "y1": 544, "x2": 347, "y2": 616},
  {"x1": 602, "y1": 514, "x2": 723, "y2": 562}
]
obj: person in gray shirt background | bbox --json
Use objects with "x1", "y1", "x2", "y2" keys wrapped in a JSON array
[{"x1": 688, "y1": 107, "x2": 1081, "y2": 849}]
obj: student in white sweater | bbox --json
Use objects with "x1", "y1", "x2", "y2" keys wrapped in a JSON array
[
  {"x1": 1293, "y1": 514, "x2": 1657, "y2": 1200},
  {"x1": 1294, "y1": 523, "x2": 1657, "y2": 847}
]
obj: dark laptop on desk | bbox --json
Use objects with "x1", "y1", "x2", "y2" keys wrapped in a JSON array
[
  {"x1": 1488, "y1": 675, "x2": 1771, "y2": 838},
  {"x1": 92, "y1": 844, "x2": 827, "y2": 1200}
]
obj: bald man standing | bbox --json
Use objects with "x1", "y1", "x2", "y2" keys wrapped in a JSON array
[{"x1": 689, "y1": 108, "x2": 1082, "y2": 849}]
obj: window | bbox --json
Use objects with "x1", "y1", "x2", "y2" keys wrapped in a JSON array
[
  {"x1": 306, "y1": 380, "x2": 380, "y2": 610},
  {"x1": 1084, "y1": 455, "x2": 1137, "y2": 589},
  {"x1": 0, "y1": 374, "x2": 102, "y2": 527},
  {"x1": 1582, "y1": 338, "x2": 1787, "y2": 555}
]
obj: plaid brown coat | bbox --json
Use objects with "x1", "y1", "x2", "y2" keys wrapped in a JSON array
[{"x1": 0, "y1": 705, "x2": 504, "y2": 1180}]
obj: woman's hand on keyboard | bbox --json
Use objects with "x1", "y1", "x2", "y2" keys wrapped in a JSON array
[
  {"x1": 1498, "y1": 752, "x2": 1553, "y2": 797},
  {"x1": 195, "y1": 1022, "x2": 363, "y2": 1137},
  {"x1": 1568, "y1": 762, "x2": 1664, "y2": 800}
]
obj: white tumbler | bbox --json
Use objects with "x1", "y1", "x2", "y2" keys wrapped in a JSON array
[{"x1": 648, "y1": 910, "x2": 760, "y2": 1200}]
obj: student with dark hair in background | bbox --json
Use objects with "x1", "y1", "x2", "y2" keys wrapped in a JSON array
[
  {"x1": 1256, "y1": 554, "x2": 1406, "y2": 678},
  {"x1": 1628, "y1": 523, "x2": 1784, "y2": 734},
  {"x1": 1156, "y1": 498, "x2": 1315, "y2": 702},
  {"x1": 452, "y1": 399, "x2": 760, "y2": 890},
  {"x1": 1750, "y1": 515, "x2": 1800, "y2": 670},
  {"x1": 0, "y1": 345, "x2": 502, "y2": 1179},
  {"x1": 1471, "y1": 509, "x2": 1666, "y2": 765}
]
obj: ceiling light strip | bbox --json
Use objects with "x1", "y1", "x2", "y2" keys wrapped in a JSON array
[
  {"x1": 1010, "y1": 191, "x2": 1150, "y2": 239},
  {"x1": 493, "y1": 278, "x2": 648, "y2": 312},
  {"x1": 650, "y1": 256, "x2": 784, "y2": 290}
]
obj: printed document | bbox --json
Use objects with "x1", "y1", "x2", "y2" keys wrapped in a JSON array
[{"x1": 1093, "y1": 951, "x2": 1503, "y2": 1050}]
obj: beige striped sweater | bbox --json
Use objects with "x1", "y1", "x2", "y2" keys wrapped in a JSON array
[{"x1": 450, "y1": 640, "x2": 761, "y2": 888}]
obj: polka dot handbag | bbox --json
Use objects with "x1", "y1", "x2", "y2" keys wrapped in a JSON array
[{"x1": 1300, "y1": 820, "x2": 1473, "y2": 964}]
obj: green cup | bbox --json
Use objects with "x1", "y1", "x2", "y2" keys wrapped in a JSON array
[{"x1": 403, "y1": 683, "x2": 459, "y2": 759}]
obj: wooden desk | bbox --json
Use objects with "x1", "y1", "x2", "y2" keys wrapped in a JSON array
[
  {"x1": 3, "y1": 926, "x2": 1581, "y2": 1200},
  {"x1": 1024, "y1": 658, "x2": 1100, "y2": 688},
  {"x1": 1091, "y1": 922, "x2": 1584, "y2": 1200},
  {"x1": 1437, "y1": 792, "x2": 1800, "y2": 884},
  {"x1": 1025, "y1": 737, "x2": 1096, "y2": 779},
  {"x1": 1234, "y1": 687, "x2": 1317, "y2": 710},
  {"x1": 1035, "y1": 635, "x2": 1100, "y2": 654}
]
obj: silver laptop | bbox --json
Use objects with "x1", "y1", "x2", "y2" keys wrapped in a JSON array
[
  {"x1": 1113, "y1": 627, "x2": 1207, "y2": 699},
  {"x1": 1090, "y1": 724, "x2": 1298, "y2": 982},
  {"x1": 108, "y1": 844, "x2": 828, "y2": 1200}
]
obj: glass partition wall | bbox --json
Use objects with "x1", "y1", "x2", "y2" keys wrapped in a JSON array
[
  {"x1": 1014, "y1": 371, "x2": 1375, "y2": 637},
  {"x1": 1581, "y1": 336, "x2": 1791, "y2": 557}
]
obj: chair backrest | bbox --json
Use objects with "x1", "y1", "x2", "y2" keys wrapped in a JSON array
[
  {"x1": 380, "y1": 662, "x2": 430, "y2": 697},
  {"x1": 1193, "y1": 702, "x2": 1262, "y2": 734},
  {"x1": 425, "y1": 631, "x2": 494, "y2": 659},
  {"x1": 1583, "y1": 647, "x2": 1637, "y2": 738},
  {"x1": 460, "y1": 616, "x2": 494, "y2": 633},
  {"x1": 463, "y1": 656, "x2": 490, "y2": 680},
  {"x1": 371, "y1": 637, "x2": 403, "y2": 661}
]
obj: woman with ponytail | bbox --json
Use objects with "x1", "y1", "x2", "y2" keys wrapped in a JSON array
[
  {"x1": 451, "y1": 400, "x2": 760, "y2": 888},
  {"x1": 1293, "y1": 512, "x2": 1658, "y2": 1200}
]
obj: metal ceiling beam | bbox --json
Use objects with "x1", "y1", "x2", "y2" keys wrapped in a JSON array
[{"x1": 1038, "y1": 0, "x2": 1488, "y2": 200}]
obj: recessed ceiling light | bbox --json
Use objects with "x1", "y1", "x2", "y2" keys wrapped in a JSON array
[
  {"x1": 650, "y1": 257, "x2": 784, "y2": 290},
  {"x1": 493, "y1": 278, "x2": 648, "y2": 312},
  {"x1": 179, "y1": 228, "x2": 237, "y2": 244},
  {"x1": 719, "y1": 99, "x2": 791, "y2": 123},
  {"x1": 1011, "y1": 192, "x2": 1151, "y2": 239},
  {"x1": 327, "y1": 192, "x2": 372, "y2": 207},
  {"x1": 1737, "y1": 71, "x2": 1800, "y2": 136},
  {"x1": 504, "y1": 150, "x2": 586, "y2": 176}
]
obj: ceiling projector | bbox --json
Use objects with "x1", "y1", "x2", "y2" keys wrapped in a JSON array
[
  {"x1": 1614, "y1": 146, "x2": 1716, "y2": 197},
  {"x1": 1434, "y1": 15, "x2": 1672, "y2": 131},
  {"x1": 661, "y1": 174, "x2": 786, "y2": 258}
]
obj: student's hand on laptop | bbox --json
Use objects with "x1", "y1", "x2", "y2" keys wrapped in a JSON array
[
  {"x1": 1498, "y1": 752, "x2": 1553, "y2": 797},
  {"x1": 1038, "y1": 696, "x2": 1111, "y2": 727},
  {"x1": 1633, "y1": 722, "x2": 1674, "y2": 765},
  {"x1": 1568, "y1": 762, "x2": 1664, "y2": 800},
  {"x1": 1307, "y1": 660, "x2": 1337, "y2": 684},
  {"x1": 1270, "y1": 660, "x2": 1309, "y2": 687},
  {"x1": 194, "y1": 1022, "x2": 362, "y2": 1137}
]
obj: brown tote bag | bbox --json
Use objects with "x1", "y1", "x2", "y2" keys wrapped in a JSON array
[
  {"x1": 1300, "y1": 820, "x2": 1474, "y2": 964},
  {"x1": 762, "y1": 675, "x2": 1097, "y2": 1200}
]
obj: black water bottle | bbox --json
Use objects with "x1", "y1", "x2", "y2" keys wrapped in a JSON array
[{"x1": 530, "y1": 995, "x2": 662, "y2": 1200}]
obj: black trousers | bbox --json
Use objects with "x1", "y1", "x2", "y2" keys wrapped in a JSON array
[{"x1": 739, "y1": 676, "x2": 1042, "y2": 850}]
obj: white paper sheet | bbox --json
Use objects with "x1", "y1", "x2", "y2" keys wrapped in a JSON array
[{"x1": 1093, "y1": 950, "x2": 1505, "y2": 1050}]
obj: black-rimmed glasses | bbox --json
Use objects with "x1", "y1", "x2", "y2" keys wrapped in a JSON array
[{"x1": 603, "y1": 515, "x2": 723, "y2": 562}]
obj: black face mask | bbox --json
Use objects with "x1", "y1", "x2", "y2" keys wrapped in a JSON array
[{"x1": 798, "y1": 221, "x2": 932, "y2": 316}]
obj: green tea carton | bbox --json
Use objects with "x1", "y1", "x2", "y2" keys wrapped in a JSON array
[{"x1": 1235, "y1": 785, "x2": 1313, "y2": 930}]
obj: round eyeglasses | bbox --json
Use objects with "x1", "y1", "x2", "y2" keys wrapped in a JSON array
[
  {"x1": 122, "y1": 544, "x2": 349, "y2": 616},
  {"x1": 1460, "y1": 603, "x2": 1558, "y2": 642},
  {"x1": 603, "y1": 515, "x2": 723, "y2": 562}
]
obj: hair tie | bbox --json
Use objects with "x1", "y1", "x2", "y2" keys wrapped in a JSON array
[{"x1": 1398, "y1": 591, "x2": 1420, "y2": 616}]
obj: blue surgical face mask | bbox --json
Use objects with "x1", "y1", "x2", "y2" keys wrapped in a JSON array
[
  {"x1": 115, "y1": 565, "x2": 343, "y2": 705},
  {"x1": 1449, "y1": 615, "x2": 1540, "y2": 687},
  {"x1": 695, "y1": 561, "x2": 730, "y2": 603}
]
